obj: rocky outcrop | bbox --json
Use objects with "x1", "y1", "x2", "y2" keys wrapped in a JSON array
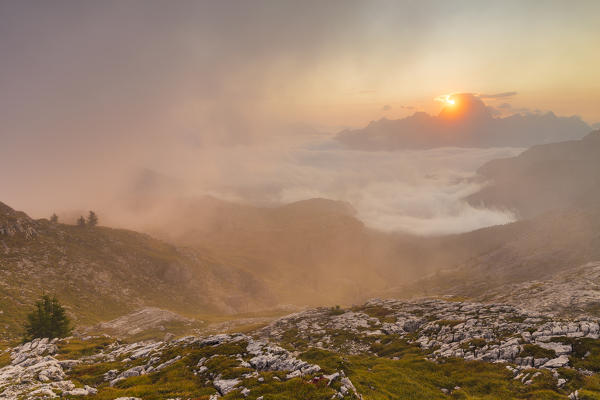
[
  {"x1": 93, "y1": 307, "x2": 193, "y2": 338},
  {"x1": 0, "y1": 338, "x2": 95, "y2": 399},
  {"x1": 259, "y1": 296, "x2": 600, "y2": 386},
  {"x1": 0, "y1": 202, "x2": 37, "y2": 238}
]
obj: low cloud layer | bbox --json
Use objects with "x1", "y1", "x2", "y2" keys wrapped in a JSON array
[
  {"x1": 111, "y1": 136, "x2": 522, "y2": 236},
  {"x1": 336, "y1": 93, "x2": 591, "y2": 150}
]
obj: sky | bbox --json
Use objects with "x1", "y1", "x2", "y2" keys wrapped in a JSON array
[{"x1": 1, "y1": 0, "x2": 599, "y2": 235}]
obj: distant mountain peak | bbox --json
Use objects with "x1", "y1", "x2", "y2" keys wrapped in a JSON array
[{"x1": 336, "y1": 94, "x2": 591, "y2": 150}]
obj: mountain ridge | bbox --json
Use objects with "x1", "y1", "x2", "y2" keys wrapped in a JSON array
[{"x1": 467, "y1": 130, "x2": 600, "y2": 218}]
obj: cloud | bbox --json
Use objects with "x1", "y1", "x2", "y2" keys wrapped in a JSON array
[
  {"x1": 478, "y1": 91, "x2": 518, "y2": 99},
  {"x1": 382, "y1": 104, "x2": 392, "y2": 111},
  {"x1": 336, "y1": 93, "x2": 591, "y2": 150},
  {"x1": 109, "y1": 136, "x2": 521, "y2": 236}
]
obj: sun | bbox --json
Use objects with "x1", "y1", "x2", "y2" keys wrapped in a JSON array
[
  {"x1": 435, "y1": 93, "x2": 457, "y2": 107},
  {"x1": 436, "y1": 93, "x2": 467, "y2": 120}
]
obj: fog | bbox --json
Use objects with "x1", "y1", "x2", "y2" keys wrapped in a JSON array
[
  {"x1": 131, "y1": 136, "x2": 522, "y2": 236},
  {"x1": 1, "y1": 0, "x2": 599, "y2": 237},
  {"x1": 1, "y1": 0, "x2": 600, "y2": 322}
]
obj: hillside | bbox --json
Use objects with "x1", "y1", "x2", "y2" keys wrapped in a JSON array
[
  {"x1": 136, "y1": 193, "x2": 600, "y2": 306},
  {"x1": 140, "y1": 197, "x2": 419, "y2": 307},
  {"x1": 390, "y1": 205, "x2": 600, "y2": 303},
  {"x1": 467, "y1": 130, "x2": 600, "y2": 218},
  {"x1": 0, "y1": 202, "x2": 275, "y2": 339}
]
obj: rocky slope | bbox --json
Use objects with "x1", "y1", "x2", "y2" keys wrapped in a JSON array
[
  {"x1": 476, "y1": 262, "x2": 600, "y2": 317},
  {"x1": 388, "y1": 207, "x2": 600, "y2": 302},
  {"x1": 4, "y1": 296, "x2": 600, "y2": 399}
]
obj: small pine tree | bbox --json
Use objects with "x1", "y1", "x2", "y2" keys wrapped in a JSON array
[
  {"x1": 87, "y1": 211, "x2": 98, "y2": 227},
  {"x1": 50, "y1": 213, "x2": 58, "y2": 223},
  {"x1": 24, "y1": 295, "x2": 72, "y2": 341},
  {"x1": 77, "y1": 216, "x2": 86, "y2": 227}
]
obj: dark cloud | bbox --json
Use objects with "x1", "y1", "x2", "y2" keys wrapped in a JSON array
[{"x1": 336, "y1": 93, "x2": 591, "y2": 150}]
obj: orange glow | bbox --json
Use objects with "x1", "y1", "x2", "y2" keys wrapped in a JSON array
[
  {"x1": 436, "y1": 93, "x2": 470, "y2": 120},
  {"x1": 435, "y1": 93, "x2": 458, "y2": 107}
]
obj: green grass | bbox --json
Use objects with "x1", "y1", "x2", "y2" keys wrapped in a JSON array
[
  {"x1": 370, "y1": 335, "x2": 420, "y2": 358},
  {"x1": 57, "y1": 337, "x2": 115, "y2": 360},
  {"x1": 437, "y1": 319, "x2": 464, "y2": 328},
  {"x1": 224, "y1": 375, "x2": 338, "y2": 400},
  {"x1": 460, "y1": 338, "x2": 487, "y2": 351},
  {"x1": 65, "y1": 342, "x2": 341, "y2": 400},
  {"x1": 355, "y1": 305, "x2": 395, "y2": 322},
  {"x1": 51, "y1": 334, "x2": 600, "y2": 400},
  {"x1": 328, "y1": 305, "x2": 346, "y2": 316},
  {"x1": 0, "y1": 350, "x2": 11, "y2": 368},
  {"x1": 518, "y1": 344, "x2": 556, "y2": 359},
  {"x1": 302, "y1": 346, "x2": 566, "y2": 400}
]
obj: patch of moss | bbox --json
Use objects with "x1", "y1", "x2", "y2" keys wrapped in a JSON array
[
  {"x1": 518, "y1": 344, "x2": 556, "y2": 359},
  {"x1": 369, "y1": 335, "x2": 421, "y2": 358},
  {"x1": 356, "y1": 305, "x2": 395, "y2": 321},
  {"x1": 328, "y1": 305, "x2": 345, "y2": 316},
  {"x1": 0, "y1": 350, "x2": 11, "y2": 368},
  {"x1": 57, "y1": 337, "x2": 115, "y2": 360},
  {"x1": 437, "y1": 319, "x2": 464, "y2": 328},
  {"x1": 568, "y1": 338, "x2": 600, "y2": 372},
  {"x1": 460, "y1": 338, "x2": 487, "y2": 351},
  {"x1": 300, "y1": 347, "x2": 565, "y2": 400}
]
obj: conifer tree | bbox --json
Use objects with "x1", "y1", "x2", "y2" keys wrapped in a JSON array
[
  {"x1": 23, "y1": 295, "x2": 72, "y2": 340},
  {"x1": 87, "y1": 210, "x2": 98, "y2": 227}
]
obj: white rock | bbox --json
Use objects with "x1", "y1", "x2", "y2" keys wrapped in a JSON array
[
  {"x1": 214, "y1": 378, "x2": 240, "y2": 395},
  {"x1": 542, "y1": 355, "x2": 570, "y2": 369}
]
